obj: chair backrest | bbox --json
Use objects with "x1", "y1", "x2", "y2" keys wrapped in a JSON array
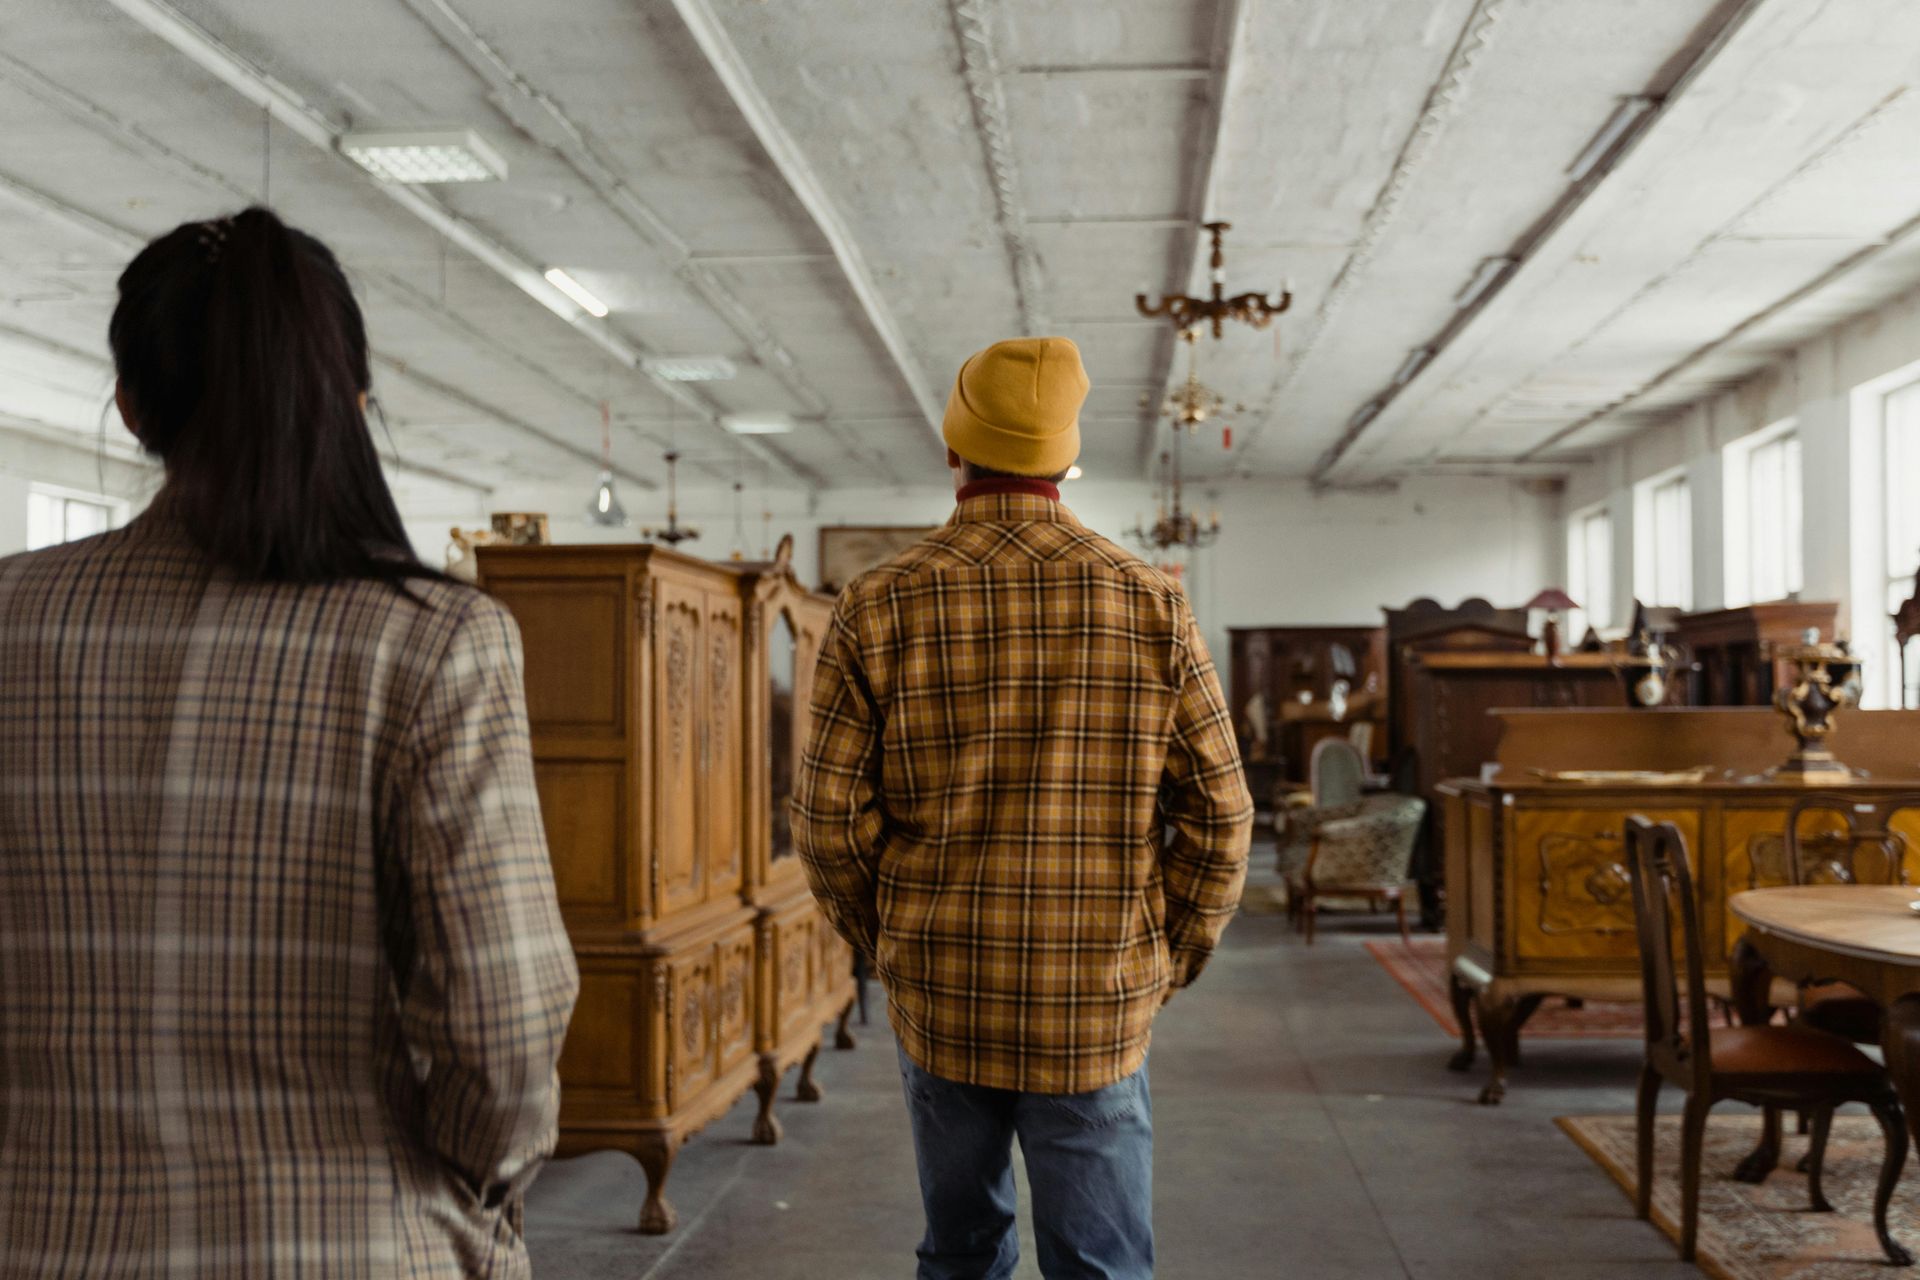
[
  {"x1": 1625, "y1": 816, "x2": 1711, "y2": 1091},
  {"x1": 1348, "y1": 719, "x2": 1375, "y2": 763},
  {"x1": 1311, "y1": 737, "x2": 1366, "y2": 807},
  {"x1": 1784, "y1": 792, "x2": 1913, "y2": 886}
]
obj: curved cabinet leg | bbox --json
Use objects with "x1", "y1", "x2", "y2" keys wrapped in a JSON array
[
  {"x1": 1446, "y1": 974, "x2": 1477, "y2": 1073},
  {"x1": 1508, "y1": 994, "x2": 1545, "y2": 1070},
  {"x1": 752, "y1": 1054, "x2": 785, "y2": 1146},
  {"x1": 834, "y1": 995, "x2": 858, "y2": 1050},
  {"x1": 796, "y1": 1042, "x2": 824, "y2": 1102},
  {"x1": 636, "y1": 1132, "x2": 680, "y2": 1236},
  {"x1": 1474, "y1": 993, "x2": 1516, "y2": 1106}
]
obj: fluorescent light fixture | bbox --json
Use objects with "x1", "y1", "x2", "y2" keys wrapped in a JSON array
[
  {"x1": 722, "y1": 412, "x2": 795, "y2": 436},
  {"x1": 1567, "y1": 96, "x2": 1656, "y2": 183},
  {"x1": 1350, "y1": 401, "x2": 1382, "y2": 430},
  {"x1": 1392, "y1": 347, "x2": 1433, "y2": 386},
  {"x1": 1065, "y1": 465, "x2": 1084, "y2": 481},
  {"x1": 643, "y1": 355, "x2": 739, "y2": 383},
  {"x1": 543, "y1": 268, "x2": 609, "y2": 318},
  {"x1": 339, "y1": 129, "x2": 507, "y2": 184},
  {"x1": 1455, "y1": 256, "x2": 1516, "y2": 310}
]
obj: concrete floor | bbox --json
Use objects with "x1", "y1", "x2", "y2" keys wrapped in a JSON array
[{"x1": 525, "y1": 870, "x2": 1696, "y2": 1279}]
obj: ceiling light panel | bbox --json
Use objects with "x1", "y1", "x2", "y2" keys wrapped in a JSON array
[
  {"x1": 339, "y1": 129, "x2": 508, "y2": 184},
  {"x1": 722, "y1": 412, "x2": 795, "y2": 435},
  {"x1": 644, "y1": 355, "x2": 739, "y2": 382}
]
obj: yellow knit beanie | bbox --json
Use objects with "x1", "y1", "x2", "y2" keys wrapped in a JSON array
[{"x1": 942, "y1": 337, "x2": 1087, "y2": 476}]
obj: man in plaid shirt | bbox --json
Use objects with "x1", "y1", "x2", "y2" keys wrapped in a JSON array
[{"x1": 794, "y1": 336, "x2": 1253, "y2": 1280}]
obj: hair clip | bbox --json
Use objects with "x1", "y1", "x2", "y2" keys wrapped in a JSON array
[{"x1": 196, "y1": 217, "x2": 232, "y2": 262}]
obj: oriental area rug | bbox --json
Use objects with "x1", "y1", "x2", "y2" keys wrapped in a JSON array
[
  {"x1": 1561, "y1": 1112, "x2": 1920, "y2": 1279},
  {"x1": 1366, "y1": 936, "x2": 1646, "y2": 1039}
]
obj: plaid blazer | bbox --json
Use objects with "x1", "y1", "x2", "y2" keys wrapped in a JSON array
[
  {"x1": 793, "y1": 486, "x2": 1252, "y2": 1094},
  {"x1": 0, "y1": 507, "x2": 578, "y2": 1278}
]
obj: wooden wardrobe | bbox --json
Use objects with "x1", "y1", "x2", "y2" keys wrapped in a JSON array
[{"x1": 477, "y1": 538, "x2": 855, "y2": 1234}]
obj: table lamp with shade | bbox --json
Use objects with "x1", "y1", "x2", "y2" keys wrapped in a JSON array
[{"x1": 1525, "y1": 588, "x2": 1579, "y2": 659}]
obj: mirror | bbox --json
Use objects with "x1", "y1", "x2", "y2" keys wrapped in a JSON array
[{"x1": 769, "y1": 609, "x2": 797, "y2": 859}]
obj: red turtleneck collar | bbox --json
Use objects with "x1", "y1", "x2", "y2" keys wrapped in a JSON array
[{"x1": 955, "y1": 477, "x2": 1061, "y2": 503}]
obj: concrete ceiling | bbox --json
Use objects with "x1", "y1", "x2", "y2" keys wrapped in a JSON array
[{"x1": 2, "y1": 0, "x2": 1919, "y2": 499}]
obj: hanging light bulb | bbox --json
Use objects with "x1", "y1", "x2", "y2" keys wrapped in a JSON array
[{"x1": 586, "y1": 400, "x2": 629, "y2": 527}]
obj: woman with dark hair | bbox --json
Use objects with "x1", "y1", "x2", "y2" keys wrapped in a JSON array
[{"x1": 0, "y1": 207, "x2": 578, "y2": 1277}]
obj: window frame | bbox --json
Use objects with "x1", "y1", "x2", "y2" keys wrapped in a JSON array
[
  {"x1": 25, "y1": 482, "x2": 126, "y2": 552},
  {"x1": 1633, "y1": 467, "x2": 1693, "y2": 611}
]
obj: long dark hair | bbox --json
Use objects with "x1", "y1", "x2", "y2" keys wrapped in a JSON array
[{"x1": 110, "y1": 206, "x2": 445, "y2": 587}]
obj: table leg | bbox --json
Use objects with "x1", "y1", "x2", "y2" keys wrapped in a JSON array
[
  {"x1": 1878, "y1": 996, "x2": 1920, "y2": 1265},
  {"x1": 1729, "y1": 937, "x2": 1776, "y2": 1028},
  {"x1": 1446, "y1": 972, "x2": 1477, "y2": 1072}
]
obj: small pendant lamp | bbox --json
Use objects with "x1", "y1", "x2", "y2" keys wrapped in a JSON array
[{"x1": 586, "y1": 400, "x2": 629, "y2": 527}]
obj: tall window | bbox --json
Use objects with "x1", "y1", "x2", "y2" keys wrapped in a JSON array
[
  {"x1": 1634, "y1": 470, "x2": 1692, "y2": 610},
  {"x1": 26, "y1": 486, "x2": 118, "y2": 551},
  {"x1": 1723, "y1": 422, "x2": 1802, "y2": 607},
  {"x1": 1566, "y1": 505, "x2": 1612, "y2": 640},
  {"x1": 1884, "y1": 380, "x2": 1920, "y2": 706}
]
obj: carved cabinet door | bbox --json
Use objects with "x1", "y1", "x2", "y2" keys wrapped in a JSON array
[
  {"x1": 703, "y1": 589, "x2": 745, "y2": 901},
  {"x1": 653, "y1": 578, "x2": 706, "y2": 919},
  {"x1": 1511, "y1": 806, "x2": 1702, "y2": 961},
  {"x1": 663, "y1": 946, "x2": 719, "y2": 1112}
]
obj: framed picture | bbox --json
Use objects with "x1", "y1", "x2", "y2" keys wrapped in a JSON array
[{"x1": 818, "y1": 525, "x2": 939, "y2": 594}]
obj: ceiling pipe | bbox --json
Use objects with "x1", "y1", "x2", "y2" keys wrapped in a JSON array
[
  {"x1": 100, "y1": 0, "x2": 814, "y2": 490},
  {"x1": 394, "y1": 0, "x2": 857, "y2": 487},
  {"x1": 666, "y1": 0, "x2": 946, "y2": 442},
  {"x1": 1308, "y1": 0, "x2": 1772, "y2": 484},
  {"x1": 0, "y1": 159, "x2": 634, "y2": 494}
]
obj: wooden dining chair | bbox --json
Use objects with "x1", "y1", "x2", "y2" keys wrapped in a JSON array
[
  {"x1": 1625, "y1": 817, "x2": 1910, "y2": 1266},
  {"x1": 1784, "y1": 793, "x2": 1919, "y2": 1044}
]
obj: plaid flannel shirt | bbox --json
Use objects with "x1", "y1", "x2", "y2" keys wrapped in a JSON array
[
  {"x1": 0, "y1": 506, "x2": 578, "y2": 1278},
  {"x1": 792, "y1": 484, "x2": 1252, "y2": 1094}
]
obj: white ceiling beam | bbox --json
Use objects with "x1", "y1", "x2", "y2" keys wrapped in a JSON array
[
  {"x1": 1135, "y1": 0, "x2": 1249, "y2": 474},
  {"x1": 1307, "y1": 0, "x2": 1774, "y2": 483},
  {"x1": 950, "y1": 0, "x2": 1046, "y2": 335},
  {"x1": 666, "y1": 0, "x2": 946, "y2": 442}
]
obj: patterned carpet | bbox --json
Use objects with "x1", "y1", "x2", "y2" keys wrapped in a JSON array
[
  {"x1": 1562, "y1": 1112, "x2": 1920, "y2": 1278},
  {"x1": 1366, "y1": 936, "x2": 1647, "y2": 1039}
]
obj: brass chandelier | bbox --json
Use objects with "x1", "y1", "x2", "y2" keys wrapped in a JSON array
[
  {"x1": 1135, "y1": 221, "x2": 1291, "y2": 339},
  {"x1": 1127, "y1": 428, "x2": 1220, "y2": 553}
]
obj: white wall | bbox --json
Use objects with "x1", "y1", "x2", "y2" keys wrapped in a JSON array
[
  {"x1": 0, "y1": 424, "x2": 159, "y2": 556},
  {"x1": 1559, "y1": 278, "x2": 1920, "y2": 704},
  {"x1": 459, "y1": 472, "x2": 1562, "y2": 667}
]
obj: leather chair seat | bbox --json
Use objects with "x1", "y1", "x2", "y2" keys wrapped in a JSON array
[
  {"x1": 1800, "y1": 981, "x2": 1883, "y2": 1044},
  {"x1": 1710, "y1": 1024, "x2": 1883, "y2": 1079}
]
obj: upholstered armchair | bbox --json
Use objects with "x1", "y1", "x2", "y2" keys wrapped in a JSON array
[{"x1": 1277, "y1": 740, "x2": 1425, "y2": 943}]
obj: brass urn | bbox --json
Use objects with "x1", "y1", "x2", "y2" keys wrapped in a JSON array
[{"x1": 1768, "y1": 630, "x2": 1862, "y2": 784}]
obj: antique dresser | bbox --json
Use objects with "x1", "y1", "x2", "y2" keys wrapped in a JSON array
[
  {"x1": 478, "y1": 540, "x2": 855, "y2": 1233},
  {"x1": 1438, "y1": 706, "x2": 1920, "y2": 1105}
]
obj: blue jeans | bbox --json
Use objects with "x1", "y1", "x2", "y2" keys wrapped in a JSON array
[{"x1": 898, "y1": 1047, "x2": 1154, "y2": 1280}]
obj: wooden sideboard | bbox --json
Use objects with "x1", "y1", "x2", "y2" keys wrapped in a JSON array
[
  {"x1": 1674, "y1": 600, "x2": 1840, "y2": 706},
  {"x1": 1438, "y1": 706, "x2": 1920, "y2": 1105},
  {"x1": 478, "y1": 542, "x2": 855, "y2": 1233},
  {"x1": 1401, "y1": 651, "x2": 1622, "y2": 924}
]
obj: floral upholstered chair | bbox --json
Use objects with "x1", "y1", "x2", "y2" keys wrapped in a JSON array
[{"x1": 1279, "y1": 741, "x2": 1425, "y2": 943}]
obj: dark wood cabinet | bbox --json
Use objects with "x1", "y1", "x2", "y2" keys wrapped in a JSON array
[
  {"x1": 1674, "y1": 601, "x2": 1840, "y2": 707},
  {"x1": 1227, "y1": 626, "x2": 1386, "y2": 781}
]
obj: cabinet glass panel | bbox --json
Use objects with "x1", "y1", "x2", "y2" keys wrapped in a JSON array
[{"x1": 769, "y1": 610, "x2": 797, "y2": 859}]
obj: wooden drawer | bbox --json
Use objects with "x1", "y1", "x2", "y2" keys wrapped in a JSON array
[{"x1": 1510, "y1": 805, "x2": 1701, "y2": 962}]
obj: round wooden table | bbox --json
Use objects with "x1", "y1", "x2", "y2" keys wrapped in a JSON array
[{"x1": 1731, "y1": 885, "x2": 1920, "y2": 1183}]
